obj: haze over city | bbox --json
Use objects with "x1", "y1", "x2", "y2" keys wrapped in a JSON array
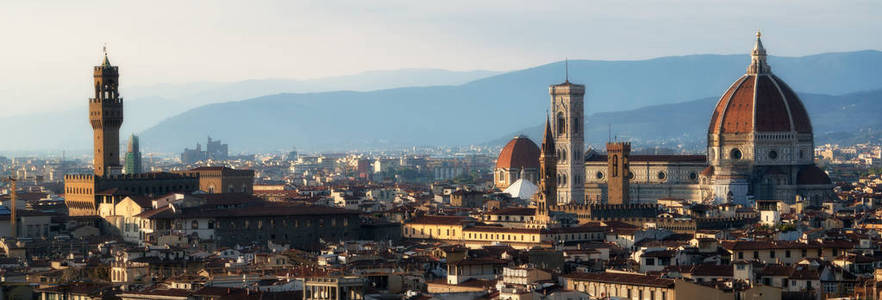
[
  {"x1": 1, "y1": 0, "x2": 880, "y2": 117},
  {"x1": 2, "y1": 2, "x2": 882, "y2": 300}
]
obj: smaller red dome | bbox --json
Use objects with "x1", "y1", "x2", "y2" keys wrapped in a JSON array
[
  {"x1": 700, "y1": 166, "x2": 714, "y2": 177},
  {"x1": 797, "y1": 165, "x2": 832, "y2": 185},
  {"x1": 496, "y1": 136, "x2": 539, "y2": 169}
]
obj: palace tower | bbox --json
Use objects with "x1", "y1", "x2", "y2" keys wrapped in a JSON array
[{"x1": 90, "y1": 51, "x2": 123, "y2": 176}]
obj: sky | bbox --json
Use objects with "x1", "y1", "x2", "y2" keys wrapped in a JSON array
[{"x1": 0, "y1": 0, "x2": 880, "y2": 117}]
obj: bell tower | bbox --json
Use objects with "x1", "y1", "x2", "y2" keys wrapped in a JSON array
[
  {"x1": 549, "y1": 66, "x2": 586, "y2": 205},
  {"x1": 606, "y1": 142, "x2": 631, "y2": 205},
  {"x1": 90, "y1": 48, "x2": 123, "y2": 177}
]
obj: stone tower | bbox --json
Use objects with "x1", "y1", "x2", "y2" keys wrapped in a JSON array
[
  {"x1": 536, "y1": 115, "x2": 557, "y2": 221},
  {"x1": 124, "y1": 134, "x2": 142, "y2": 174},
  {"x1": 90, "y1": 51, "x2": 123, "y2": 177},
  {"x1": 549, "y1": 76, "x2": 586, "y2": 204},
  {"x1": 606, "y1": 142, "x2": 631, "y2": 205}
]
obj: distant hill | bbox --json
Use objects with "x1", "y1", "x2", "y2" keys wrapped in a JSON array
[
  {"x1": 138, "y1": 51, "x2": 882, "y2": 153},
  {"x1": 122, "y1": 68, "x2": 501, "y2": 131},
  {"x1": 0, "y1": 68, "x2": 499, "y2": 152},
  {"x1": 4, "y1": 50, "x2": 882, "y2": 152},
  {"x1": 497, "y1": 89, "x2": 882, "y2": 152}
]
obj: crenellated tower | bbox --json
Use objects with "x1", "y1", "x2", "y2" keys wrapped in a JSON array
[
  {"x1": 89, "y1": 50, "x2": 123, "y2": 177},
  {"x1": 606, "y1": 142, "x2": 631, "y2": 205}
]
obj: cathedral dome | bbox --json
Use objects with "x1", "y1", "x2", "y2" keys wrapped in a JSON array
[
  {"x1": 496, "y1": 135, "x2": 539, "y2": 169},
  {"x1": 708, "y1": 33, "x2": 812, "y2": 135}
]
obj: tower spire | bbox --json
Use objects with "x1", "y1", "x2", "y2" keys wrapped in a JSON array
[
  {"x1": 747, "y1": 31, "x2": 770, "y2": 74},
  {"x1": 536, "y1": 112, "x2": 556, "y2": 220},
  {"x1": 102, "y1": 43, "x2": 112, "y2": 67},
  {"x1": 565, "y1": 58, "x2": 569, "y2": 83}
]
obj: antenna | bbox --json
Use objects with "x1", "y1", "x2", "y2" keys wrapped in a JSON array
[
  {"x1": 608, "y1": 124, "x2": 611, "y2": 143},
  {"x1": 565, "y1": 58, "x2": 569, "y2": 82}
]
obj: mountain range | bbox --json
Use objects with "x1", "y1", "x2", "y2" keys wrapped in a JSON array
[
  {"x1": 3, "y1": 50, "x2": 882, "y2": 153},
  {"x1": 0, "y1": 68, "x2": 499, "y2": 152},
  {"x1": 140, "y1": 51, "x2": 882, "y2": 153}
]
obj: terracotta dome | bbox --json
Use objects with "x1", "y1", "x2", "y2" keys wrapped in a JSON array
[
  {"x1": 708, "y1": 33, "x2": 812, "y2": 135},
  {"x1": 797, "y1": 165, "x2": 832, "y2": 185},
  {"x1": 496, "y1": 135, "x2": 539, "y2": 169},
  {"x1": 700, "y1": 166, "x2": 714, "y2": 177}
]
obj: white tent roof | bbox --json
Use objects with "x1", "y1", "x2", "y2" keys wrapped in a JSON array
[{"x1": 503, "y1": 178, "x2": 539, "y2": 200}]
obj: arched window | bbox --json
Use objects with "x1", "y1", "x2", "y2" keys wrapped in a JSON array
[
  {"x1": 557, "y1": 112, "x2": 566, "y2": 135},
  {"x1": 612, "y1": 155, "x2": 619, "y2": 177},
  {"x1": 560, "y1": 149, "x2": 567, "y2": 162}
]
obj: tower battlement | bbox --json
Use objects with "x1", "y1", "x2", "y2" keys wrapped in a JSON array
[
  {"x1": 549, "y1": 83, "x2": 585, "y2": 94},
  {"x1": 605, "y1": 142, "x2": 631, "y2": 151},
  {"x1": 89, "y1": 97, "x2": 123, "y2": 104}
]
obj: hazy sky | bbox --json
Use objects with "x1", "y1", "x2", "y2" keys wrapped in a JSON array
[{"x1": 1, "y1": 0, "x2": 880, "y2": 116}]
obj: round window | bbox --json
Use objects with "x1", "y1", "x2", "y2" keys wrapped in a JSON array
[
  {"x1": 596, "y1": 171, "x2": 604, "y2": 179},
  {"x1": 730, "y1": 148, "x2": 742, "y2": 160},
  {"x1": 657, "y1": 171, "x2": 666, "y2": 180},
  {"x1": 769, "y1": 150, "x2": 778, "y2": 160},
  {"x1": 689, "y1": 172, "x2": 697, "y2": 180}
]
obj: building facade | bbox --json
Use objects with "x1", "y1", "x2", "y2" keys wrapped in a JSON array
[
  {"x1": 581, "y1": 33, "x2": 833, "y2": 206},
  {"x1": 585, "y1": 154, "x2": 707, "y2": 204},
  {"x1": 173, "y1": 166, "x2": 254, "y2": 194},
  {"x1": 64, "y1": 173, "x2": 199, "y2": 216}
]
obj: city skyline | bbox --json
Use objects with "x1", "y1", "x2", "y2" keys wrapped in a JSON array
[{"x1": 2, "y1": 3, "x2": 882, "y2": 299}]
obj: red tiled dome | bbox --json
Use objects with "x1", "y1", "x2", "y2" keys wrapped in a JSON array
[
  {"x1": 496, "y1": 136, "x2": 539, "y2": 169},
  {"x1": 709, "y1": 33, "x2": 812, "y2": 136},
  {"x1": 797, "y1": 165, "x2": 832, "y2": 185},
  {"x1": 708, "y1": 74, "x2": 812, "y2": 135},
  {"x1": 700, "y1": 166, "x2": 714, "y2": 177}
]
